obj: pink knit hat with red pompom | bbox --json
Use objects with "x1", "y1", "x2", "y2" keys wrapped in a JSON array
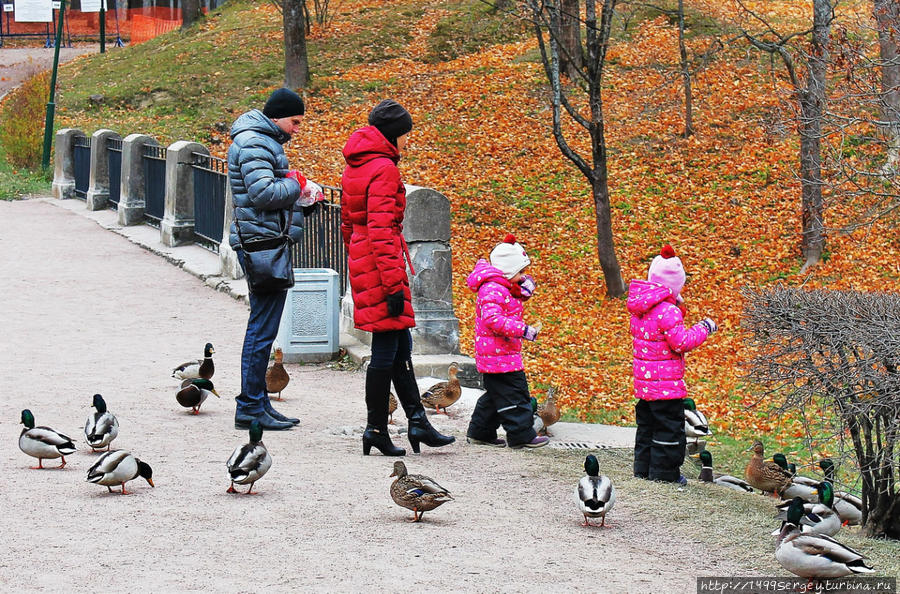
[
  {"x1": 490, "y1": 233, "x2": 531, "y2": 279},
  {"x1": 648, "y1": 244, "x2": 686, "y2": 297}
]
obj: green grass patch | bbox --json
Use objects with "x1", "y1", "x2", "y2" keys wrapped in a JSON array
[
  {"x1": 0, "y1": 144, "x2": 52, "y2": 199},
  {"x1": 424, "y1": 0, "x2": 529, "y2": 63}
]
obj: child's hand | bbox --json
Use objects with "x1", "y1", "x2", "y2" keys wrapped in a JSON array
[
  {"x1": 519, "y1": 275, "x2": 536, "y2": 297},
  {"x1": 700, "y1": 318, "x2": 718, "y2": 334},
  {"x1": 523, "y1": 325, "x2": 540, "y2": 341}
]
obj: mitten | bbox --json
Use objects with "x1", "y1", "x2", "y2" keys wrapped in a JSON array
[
  {"x1": 386, "y1": 291, "x2": 405, "y2": 317},
  {"x1": 523, "y1": 325, "x2": 539, "y2": 341},
  {"x1": 519, "y1": 275, "x2": 536, "y2": 298},
  {"x1": 700, "y1": 318, "x2": 718, "y2": 334}
]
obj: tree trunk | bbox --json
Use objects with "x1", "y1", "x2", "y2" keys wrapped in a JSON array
[
  {"x1": 283, "y1": 0, "x2": 309, "y2": 89},
  {"x1": 181, "y1": 0, "x2": 202, "y2": 29},
  {"x1": 558, "y1": 0, "x2": 582, "y2": 80},
  {"x1": 798, "y1": 0, "x2": 831, "y2": 271},
  {"x1": 874, "y1": 0, "x2": 900, "y2": 173},
  {"x1": 677, "y1": 0, "x2": 693, "y2": 137}
]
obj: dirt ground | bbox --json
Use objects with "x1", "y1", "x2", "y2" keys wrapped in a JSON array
[
  {"x1": 0, "y1": 46, "x2": 95, "y2": 100},
  {"x1": 0, "y1": 199, "x2": 753, "y2": 592}
]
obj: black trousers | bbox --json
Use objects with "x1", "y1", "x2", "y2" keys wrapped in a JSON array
[
  {"x1": 633, "y1": 398, "x2": 686, "y2": 482},
  {"x1": 467, "y1": 371, "x2": 537, "y2": 447}
]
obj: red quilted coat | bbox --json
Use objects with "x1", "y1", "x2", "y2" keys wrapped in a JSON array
[{"x1": 340, "y1": 126, "x2": 415, "y2": 332}]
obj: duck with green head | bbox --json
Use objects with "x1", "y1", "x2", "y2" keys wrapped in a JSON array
[
  {"x1": 176, "y1": 378, "x2": 220, "y2": 414},
  {"x1": 770, "y1": 453, "x2": 817, "y2": 502},
  {"x1": 86, "y1": 450, "x2": 154, "y2": 494},
  {"x1": 19, "y1": 409, "x2": 77, "y2": 469},
  {"x1": 683, "y1": 398, "x2": 711, "y2": 443},
  {"x1": 84, "y1": 393, "x2": 119, "y2": 452},
  {"x1": 774, "y1": 482, "x2": 841, "y2": 536},
  {"x1": 775, "y1": 496, "x2": 874, "y2": 579},
  {"x1": 172, "y1": 342, "x2": 215, "y2": 380},
  {"x1": 818, "y1": 458, "x2": 863, "y2": 526},
  {"x1": 227, "y1": 420, "x2": 272, "y2": 495},
  {"x1": 692, "y1": 450, "x2": 753, "y2": 493},
  {"x1": 574, "y1": 454, "x2": 615, "y2": 526}
]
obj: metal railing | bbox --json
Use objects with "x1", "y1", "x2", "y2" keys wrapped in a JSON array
[
  {"x1": 73, "y1": 135, "x2": 90, "y2": 201},
  {"x1": 190, "y1": 152, "x2": 226, "y2": 253},
  {"x1": 142, "y1": 144, "x2": 167, "y2": 227},
  {"x1": 107, "y1": 137, "x2": 123, "y2": 210},
  {"x1": 293, "y1": 184, "x2": 347, "y2": 294}
]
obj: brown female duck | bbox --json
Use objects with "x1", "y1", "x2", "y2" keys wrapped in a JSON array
[
  {"x1": 265, "y1": 347, "x2": 290, "y2": 401},
  {"x1": 744, "y1": 440, "x2": 792, "y2": 495},
  {"x1": 421, "y1": 362, "x2": 461, "y2": 415},
  {"x1": 389, "y1": 461, "x2": 453, "y2": 522}
]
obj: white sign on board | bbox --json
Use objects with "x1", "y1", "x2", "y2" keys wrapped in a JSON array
[
  {"x1": 3, "y1": 3, "x2": 14, "y2": 12},
  {"x1": 51, "y1": 1, "x2": 61, "y2": 9},
  {"x1": 13, "y1": 0, "x2": 52, "y2": 22},
  {"x1": 80, "y1": 0, "x2": 107, "y2": 12}
]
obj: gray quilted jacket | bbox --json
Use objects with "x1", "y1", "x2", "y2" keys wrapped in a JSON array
[{"x1": 227, "y1": 109, "x2": 305, "y2": 249}]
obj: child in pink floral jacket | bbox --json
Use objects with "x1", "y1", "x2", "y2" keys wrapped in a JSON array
[
  {"x1": 627, "y1": 244, "x2": 716, "y2": 484},
  {"x1": 465, "y1": 234, "x2": 549, "y2": 449}
]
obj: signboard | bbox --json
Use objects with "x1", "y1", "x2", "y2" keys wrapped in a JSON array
[
  {"x1": 3, "y1": 3, "x2": 14, "y2": 11},
  {"x1": 13, "y1": 0, "x2": 52, "y2": 22},
  {"x1": 80, "y1": 0, "x2": 106, "y2": 11},
  {"x1": 52, "y1": 1, "x2": 60, "y2": 9}
]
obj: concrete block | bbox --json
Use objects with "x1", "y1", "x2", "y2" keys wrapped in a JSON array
[
  {"x1": 51, "y1": 128, "x2": 84, "y2": 200},
  {"x1": 86, "y1": 129, "x2": 120, "y2": 211}
]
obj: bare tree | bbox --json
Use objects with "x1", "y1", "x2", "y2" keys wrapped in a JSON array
[
  {"x1": 526, "y1": 0, "x2": 625, "y2": 297},
  {"x1": 738, "y1": 0, "x2": 833, "y2": 272},
  {"x1": 874, "y1": 0, "x2": 900, "y2": 173},
  {"x1": 181, "y1": 0, "x2": 202, "y2": 29},
  {"x1": 283, "y1": 0, "x2": 309, "y2": 89},
  {"x1": 743, "y1": 286, "x2": 900, "y2": 539}
]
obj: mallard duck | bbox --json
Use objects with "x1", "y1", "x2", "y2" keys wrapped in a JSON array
[
  {"x1": 84, "y1": 393, "x2": 119, "y2": 452},
  {"x1": 773, "y1": 482, "x2": 841, "y2": 537},
  {"x1": 775, "y1": 497, "x2": 874, "y2": 579},
  {"x1": 176, "y1": 378, "x2": 220, "y2": 414},
  {"x1": 744, "y1": 440, "x2": 793, "y2": 496},
  {"x1": 389, "y1": 461, "x2": 453, "y2": 522},
  {"x1": 227, "y1": 420, "x2": 272, "y2": 495},
  {"x1": 86, "y1": 450, "x2": 154, "y2": 494},
  {"x1": 172, "y1": 342, "x2": 215, "y2": 380},
  {"x1": 574, "y1": 454, "x2": 615, "y2": 527},
  {"x1": 770, "y1": 454, "x2": 817, "y2": 502},
  {"x1": 684, "y1": 398, "x2": 712, "y2": 443},
  {"x1": 421, "y1": 362, "x2": 461, "y2": 415},
  {"x1": 388, "y1": 391, "x2": 399, "y2": 424},
  {"x1": 536, "y1": 386, "x2": 560, "y2": 436},
  {"x1": 819, "y1": 458, "x2": 863, "y2": 526},
  {"x1": 265, "y1": 347, "x2": 290, "y2": 401},
  {"x1": 19, "y1": 409, "x2": 76, "y2": 469},
  {"x1": 692, "y1": 450, "x2": 754, "y2": 493}
]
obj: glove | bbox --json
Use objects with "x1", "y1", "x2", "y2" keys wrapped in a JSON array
[
  {"x1": 700, "y1": 318, "x2": 718, "y2": 334},
  {"x1": 523, "y1": 325, "x2": 539, "y2": 341},
  {"x1": 386, "y1": 291, "x2": 405, "y2": 317},
  {"x1": 519, "y1": 275, "x2": 536, "y2": 298}
]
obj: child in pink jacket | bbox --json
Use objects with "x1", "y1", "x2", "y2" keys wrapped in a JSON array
[
  {"x1": 627, "y1": 245, "x2": 716, "y2": 484},
  {"x1": 465, "y1": 234, "x2": 549, "y2": 449}
]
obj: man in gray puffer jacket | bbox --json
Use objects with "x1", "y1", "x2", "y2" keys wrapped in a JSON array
[{"x1": 229, "y1": 87, "x2": 318, "y2": 431}]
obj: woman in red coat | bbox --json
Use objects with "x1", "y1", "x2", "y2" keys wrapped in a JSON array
[{"x1": 341, "y1": 99, "x2": 455, "y2": 456}]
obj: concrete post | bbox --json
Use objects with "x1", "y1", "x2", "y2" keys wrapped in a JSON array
[
  {"x1": 86, "y1": 129, "x2": 121, "y2": 211},
  {"x1": 160, "y1": 141, "x2": 206, "y2": 247},
  {"x1": 51, "y1": 128, "x2": 84, "y2": 200},
  {"x1": 219, "y1": 182, "x2": 244, "y2": 279},
  {"x1": 117, "y1": 134, "x2": 158, "y2": 226}
]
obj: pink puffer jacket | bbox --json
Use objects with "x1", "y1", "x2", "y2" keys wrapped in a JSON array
[
  {"x1": 467, "y1": 259, "x2": 530, "y2": 374},
  {"x1": 627, "y1": 279, "x2": 709, "y2": 400}
]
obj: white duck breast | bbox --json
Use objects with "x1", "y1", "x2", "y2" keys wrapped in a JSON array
[
  {"x1": 84, "y1": 411, "x2": 119, "y2": 449},
  {"x1": 19, "y1": 426, "x2": 77, "y2": 460},
  {"x1": 87, "y1": 450, "x2": 139, "y2": 486},
  {"x1": 713, "y1": 474, "x2": 754, "y2": 492},
  {"x1": 575, "y1": 475, "x2": 616, "y2": 518},
  {"x1": 776, "y1": 532, "x2": 874, "y2": 578},
  {"x1": 227, "y1": 443, "x2": 272, "y2": 485},
  {"x1": 780, "y1": 481, "x2": 818, "y2": 503},
  {"x1": 684, "y1": 408, "x2": 711, "y2": 438}
]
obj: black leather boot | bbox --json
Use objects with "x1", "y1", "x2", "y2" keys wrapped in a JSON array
[
  {"x1": 392, "y1": 359, "x2": 456, "y2": 454},
  {"x1": 264, "y1": 397, "x2": 300, "y2": 425},
  {"x1": 363, "y1": 367, "x2": 405, "y2": 456}
]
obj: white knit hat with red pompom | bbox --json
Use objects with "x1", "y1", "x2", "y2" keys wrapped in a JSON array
[
  {"x1": 490, "y1": 233, "x2": 531, "y2": 279},
  {"x1": 648, "y1": 244, "x2": 686, "y2": 297}
]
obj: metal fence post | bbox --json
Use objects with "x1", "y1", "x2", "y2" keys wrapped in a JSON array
[{"x1": 86, "y1": 128, "x2": 120, "y2": 211}]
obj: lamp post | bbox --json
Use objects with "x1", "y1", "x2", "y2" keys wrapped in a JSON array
[{"x1": 41, "y1": 0, "x2": 67, "y2": 170}]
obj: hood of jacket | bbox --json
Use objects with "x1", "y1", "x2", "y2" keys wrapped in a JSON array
[
  {"x1": 627, "y1": 279, "x2": 676, "y2": 316},
  {"x1": 342, "y1": 125, "x2": 400, "y2": 168},
  {"x1": 230, "y1": 109, "x2": 290, "y2": 145},
  {"x1": 467, "y1": 259, "x2": 511, "y2": 293}
]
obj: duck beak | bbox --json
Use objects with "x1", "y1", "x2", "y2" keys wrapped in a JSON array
[
  {"x1": 212, "y1": 389, "x2": 220, "y2": 398},
  {"x1": 389, "y1": 471, "x2": 396, "y2": 477},
  {"x1": 147, "y1": 478, "x2": 155, "y2": 488},
  {"x1": 688, "y1": 453, "x2": 700, "y2": 459}
]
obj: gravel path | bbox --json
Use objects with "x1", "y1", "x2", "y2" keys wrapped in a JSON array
[
  {"x1": 0, "y1": 198, "x2": 751, "y2": 592},
  {"x1": 0, "y1": 46, "x2": 95, "y2": 100}
]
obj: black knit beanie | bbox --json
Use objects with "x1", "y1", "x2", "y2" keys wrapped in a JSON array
[
  {"x1": 263, "y1": 88, "x2": 305, "y2": 119},
  {"x1": 368, "y1": 99, "x2": 413, "y2": 146}
]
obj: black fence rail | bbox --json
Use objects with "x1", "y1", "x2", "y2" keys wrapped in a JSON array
[
  {"x1": 142, "y1": 144, "x2": 167, "y2": 227},
  {"x1": 293, "y1": 184, "x2": 347, "y2": 294},
  {"x1": 107, "y1": 137, "x2": 122, "y2": 210},
  {"x1": 190, "y1": 152, "x2": 226, "y2": 253},
  {"x1": 73, "y1": 135, "x2": 91, "y2": 200}
]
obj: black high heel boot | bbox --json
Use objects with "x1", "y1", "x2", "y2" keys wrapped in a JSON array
[
  {"x1": 393, "y1": 359, "x2": 456, "y2": 454},
  {"x1": 362, "y1": 367, "x2": 405, "y2": 456},
  {"x1": 362, "y1": 425, "x2": 405, "y2": 456}
]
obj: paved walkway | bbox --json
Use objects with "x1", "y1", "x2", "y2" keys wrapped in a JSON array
[{"x1": 0, "y1": 197, "x2": 743, "y2": 593}]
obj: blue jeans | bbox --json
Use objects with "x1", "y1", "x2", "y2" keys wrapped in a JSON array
[{"x1": 235, "y1": 250, "x2": 287, "y2": 415}]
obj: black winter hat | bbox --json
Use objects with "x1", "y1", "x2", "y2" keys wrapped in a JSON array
[
  {"x1": 368, "y1": 99, "x2": 413, "y2": 146},
  {"x1": 263, "y1": 88, "x2": 305, "y2": 119}
]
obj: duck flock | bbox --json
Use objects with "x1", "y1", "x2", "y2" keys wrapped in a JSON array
[{"x1": 16, "y1": 347, "x2": 878, "y2": 583}]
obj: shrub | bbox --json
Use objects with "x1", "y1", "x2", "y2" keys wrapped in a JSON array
[{"x1": 0, "y1": 71, "x2": 50, "y2": 169}]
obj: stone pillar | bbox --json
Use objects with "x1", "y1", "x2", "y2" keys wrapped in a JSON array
[
  {"x1": 51, "y1": 128, "x2": 85, "y2": 200},
  {"x1": 86, "y1": 129, "x2": 121, "y2": 211},
  {"x1": 160, "y1": 140, "x2": 206, "y2": 247},
  {"x1": 219, "y1": 182, "x2": 245, "y2": 279},
  {"x1": 117, "y1": 134, "x2": 158, "y2": 226}
]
